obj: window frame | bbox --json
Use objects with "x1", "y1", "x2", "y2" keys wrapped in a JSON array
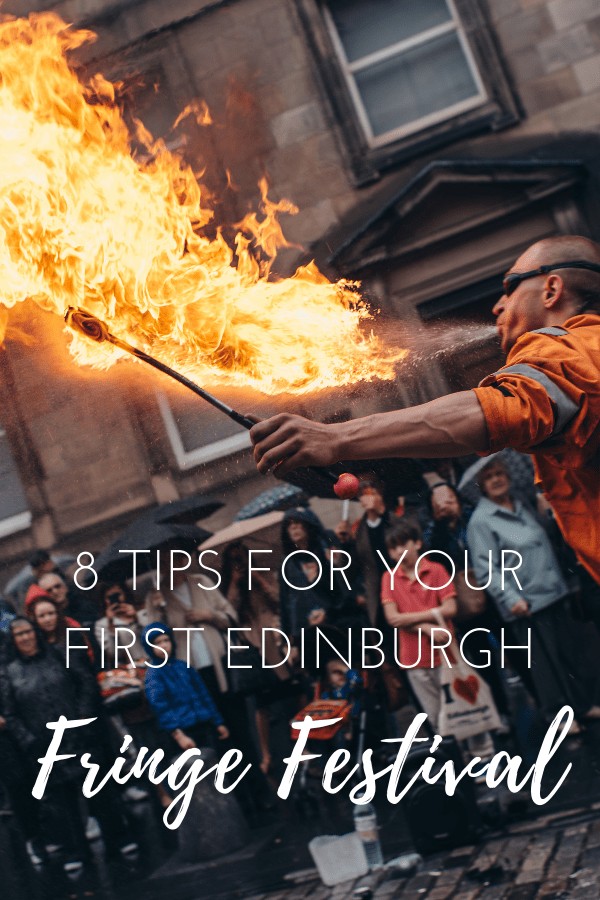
[
  {"x1": 297, "y1": 0, "x2": 520, "y2": 184},
  {"x1": 0, "y1": 510, "x2": 31, "y2": 540},
  {"x1": 323, "y1": 0, "x2": 487, "y2": 149},
  {"x1": 157, "y1": 392, "x2": 250, "y2": 470},
  {"x1": 0, "y1": 424, "x2": 31, "y2": 538}
]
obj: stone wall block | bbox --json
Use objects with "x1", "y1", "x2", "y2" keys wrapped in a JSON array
[
  {"x1": 538, "y1": 24, "x2": 597, "y2": 73},
  {"x1": 549, "y1": 89, "x2": 600, "y2": 129},
  {"x1": 507, "y1": 49, "x2": 546, "y2": 83},
  {"x1": 271, "y1": 102, "x2": 327, "y2": 148},
  {"x1": 549, "y1": 0, "x2": 600, "y2": 30},
  {"x1": 495, "y1": 7, "x2": 555, "y2": 55},
  {"x1": 285, "y1": 198, "x2": 338, "y2": 244},
  {"x1": 487, "y1": 0, "x2": 522, "y2": 23},
  {"x1": 519, "y1": 66, "x2": 581, "y2": 115},
  {"x1": 574, "y1": 53, "x2": 600, "y2": 94}
]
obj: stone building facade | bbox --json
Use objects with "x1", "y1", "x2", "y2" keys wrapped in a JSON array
[{"x1": 1, "y1": 0, "x2": 600, "y2": 579}]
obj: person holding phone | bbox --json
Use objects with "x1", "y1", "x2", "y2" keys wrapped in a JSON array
[{"x1": 94, "y1": 582, "x2": 149, "y2": 668}]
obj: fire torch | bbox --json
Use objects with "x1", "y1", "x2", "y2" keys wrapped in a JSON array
[{"x1": 64, "y1": 308, "x2": 360, "y2": 498}]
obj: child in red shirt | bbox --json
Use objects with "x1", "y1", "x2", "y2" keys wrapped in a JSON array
[
  {"x1": 381, "y1": 519, "x2": 457, "y2": 725},
  {"x1": 381, "y1": 520, "x2": 496, "y2": 764}
]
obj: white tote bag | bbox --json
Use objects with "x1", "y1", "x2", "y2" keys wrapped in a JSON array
[{"x1": 437, "y1": 655, "x2": 502, "y2": 741}]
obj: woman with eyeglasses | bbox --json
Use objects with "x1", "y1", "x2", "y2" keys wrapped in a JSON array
[
  {"x1": 0, "y1": 612, "x2": 40, "y2": 857},
  {"x1": 1, "y1": 617, "x2": 136, "y2": 871}
]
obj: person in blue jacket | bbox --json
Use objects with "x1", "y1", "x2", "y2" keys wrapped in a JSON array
[{"x1": 142, "y1": 622, "x2": 229, "y2": 753}]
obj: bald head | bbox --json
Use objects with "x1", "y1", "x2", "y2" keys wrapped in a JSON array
[
  {"x1": 529, "y1": 235, "x2": 600, "y2": 263},
  {"x1": 525, "y1": 235, "x2": 600, "y2": 312},
  {"x1": 494, "y1": 235, "x2": 600, "y2": 352}
]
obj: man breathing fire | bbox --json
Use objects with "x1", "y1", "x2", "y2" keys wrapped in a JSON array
[{"x1": 251, "y1": 235, "x2": 600, "y2": 587}]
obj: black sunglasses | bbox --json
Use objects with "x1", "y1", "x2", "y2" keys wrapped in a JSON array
[{"x1": 503, "y1": 260, "x2": 600, "y2": 297}]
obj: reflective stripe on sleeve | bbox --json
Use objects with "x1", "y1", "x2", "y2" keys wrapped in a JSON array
[
  {"x1": 532, "y1": 326, "x2": 569, "y2": 336},
  {"x1": 493, "y1": 363, "x2": 580, "y2": 435}
]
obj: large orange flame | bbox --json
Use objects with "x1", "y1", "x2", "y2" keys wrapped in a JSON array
[{"x1": 0, "y1": 13, "x2": 406, "y2": 394}]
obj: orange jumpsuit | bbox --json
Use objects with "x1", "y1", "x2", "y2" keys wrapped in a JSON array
[{"x1": 473, "y1": 314, "x2": 600, "y2": 585}]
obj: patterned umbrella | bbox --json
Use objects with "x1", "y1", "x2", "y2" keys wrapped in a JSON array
[
  {"x1": 457, "y1": 449, "x2": 536, "y2": 508},
  {"x1": 235, "y1": 484, "x2": 309, "y2": 520}
]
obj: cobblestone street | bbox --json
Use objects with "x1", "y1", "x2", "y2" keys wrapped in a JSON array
[
  {"x1": 249, "y1": 807, "x2": 600, "y2": 900},
  {"x1": 134, "y1": 708, "x2": 600, "y2": 900}
]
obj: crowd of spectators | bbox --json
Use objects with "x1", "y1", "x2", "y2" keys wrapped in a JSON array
[{"x1": 1, "y1": 450, "x2": 599, "y2": 883}]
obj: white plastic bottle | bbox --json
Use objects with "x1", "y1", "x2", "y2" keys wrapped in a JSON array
[{"x1": 353, "y1": 801, "x2": 384, "y2": 869}]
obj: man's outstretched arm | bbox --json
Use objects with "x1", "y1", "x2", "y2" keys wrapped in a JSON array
[{"x1": 250, "y1": 390, "x2": 490, "y2": 475}]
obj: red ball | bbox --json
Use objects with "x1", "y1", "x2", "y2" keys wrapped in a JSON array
[{"x1": 333, "y1": 472, "x2": 360, "y2": 499}]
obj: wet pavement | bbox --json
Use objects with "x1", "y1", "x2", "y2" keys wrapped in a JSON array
[{"x1": 252, "y1": 810, "x2": 600, "y2": 899}]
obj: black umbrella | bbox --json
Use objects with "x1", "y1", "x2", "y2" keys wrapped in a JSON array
[
  {"x1": 235, "y1": 484, "x2": 309, "y2": 521},
  {"x1": 95, "y1": 514, "x2": 211, "y2": 581},
  {"x1": 152, "y1": 493, "x2": 223, "y2": 525},
  {"x1": 282, "y1": 457, "x2": 425, "y2": 503}
]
